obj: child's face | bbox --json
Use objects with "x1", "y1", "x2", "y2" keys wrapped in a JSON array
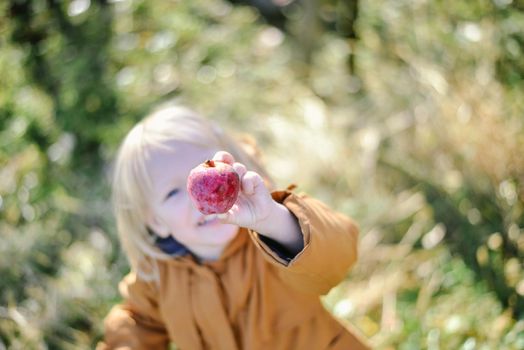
[{"x1": 145, "y1": 141, "x2": 239, "y2": 259}]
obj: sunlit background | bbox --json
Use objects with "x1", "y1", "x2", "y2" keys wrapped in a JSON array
[{"x1": 1, "y1": 0, "x2": 524, "y2": 348}]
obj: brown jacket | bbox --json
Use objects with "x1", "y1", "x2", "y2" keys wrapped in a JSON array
[{"x1": 98, "y1": 191, "x2": 371, "y2": 349}]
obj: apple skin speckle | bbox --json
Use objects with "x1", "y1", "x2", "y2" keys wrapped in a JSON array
[{"x1": 187, "y1": 160, "x2": 240, "y2": 215}]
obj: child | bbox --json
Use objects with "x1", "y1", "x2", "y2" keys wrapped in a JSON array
[{"x1": 97, "y1": 104, "x2": 370, "y2": 350}]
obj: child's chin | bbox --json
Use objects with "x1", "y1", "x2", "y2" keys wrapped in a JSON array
[{"x1": 204, "y1": 224, "x2": 239, "y2": 241}]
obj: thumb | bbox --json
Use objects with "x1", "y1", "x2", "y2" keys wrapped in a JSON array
[
  {"x1": 216, "y1": 209, "x2": 235, "y2": 224},
  {"x1": 217, "y1": 203, "x2": 243, "y2": 225}
]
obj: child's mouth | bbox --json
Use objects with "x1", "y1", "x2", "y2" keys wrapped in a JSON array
[{"x1": 197, "y1": 214, "x2": 220, "y2": 226}]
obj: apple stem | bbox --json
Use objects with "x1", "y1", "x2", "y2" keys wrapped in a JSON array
[{"x1": 205, "y1": 160, "x2": 215, "y2": 167}]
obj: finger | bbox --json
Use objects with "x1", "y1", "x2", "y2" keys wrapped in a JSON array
[
  {"x1": 241, "y1": 171, "x2": 263, "y2": 196},
  {"x1": 212, "y1": 151, "x2": 235, "y2": 165},
  {"x1": 233, "y1": 162, "x2": 247, "y2": 179},
  {"x1": 217, "y1": 204, "x2": 239, "y2": 224}
]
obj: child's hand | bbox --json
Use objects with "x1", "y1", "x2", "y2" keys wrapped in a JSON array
[
  {"x1": 210, "y1": 151, "x2": 303, "y2": 254},
  {"x1": 210, "y1": 151, "x2": 276, "y2": 230}
]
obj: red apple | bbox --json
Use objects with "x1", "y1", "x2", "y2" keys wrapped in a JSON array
[{"x1": 187, "y1": 160, "x2": 240, "y2": 215}]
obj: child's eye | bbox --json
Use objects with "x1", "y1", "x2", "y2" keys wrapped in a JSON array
[{"x1": 165, "y1": 188, "x2": 179, "y2": 200}]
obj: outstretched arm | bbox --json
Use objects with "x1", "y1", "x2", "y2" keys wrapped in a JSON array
[
  {"x1": 254, "y1": 191, "x2": 360, "y2": 295},
  {"x1": 208, "y1": 151, "x2": 359, "y2": 296}
]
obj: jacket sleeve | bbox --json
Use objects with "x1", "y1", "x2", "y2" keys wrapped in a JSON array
[
  {"x1": 96, "y1": 272, "x2": 170, "y2": 350},
  {"x1": 249, "y1": 190, "x2": 360, "y2": 295}
]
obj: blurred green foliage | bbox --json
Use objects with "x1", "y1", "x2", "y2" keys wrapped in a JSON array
[{"x1": 1, "y1": 0, "x2": 524, "y2": 348}]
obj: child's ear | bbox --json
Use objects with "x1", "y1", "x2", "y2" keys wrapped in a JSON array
[{"x1": 146, "y1": 212, "x2": 170, "y2": 238}]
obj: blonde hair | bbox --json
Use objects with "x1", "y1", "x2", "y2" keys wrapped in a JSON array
[{"x1": 111, "y1": 103, "x2": 273, "y2": 281}]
